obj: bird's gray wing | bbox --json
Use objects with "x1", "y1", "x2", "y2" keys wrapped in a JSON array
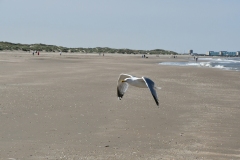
[
  {"x1": 142, "y1": 77, "x2": 159, "y2": 106},
  {"x1": 117, "y1": 73, "x2": 132, "y2": 100},
  {"x1": 117, "y1": 82, "x2": 129, "y2": 100}
]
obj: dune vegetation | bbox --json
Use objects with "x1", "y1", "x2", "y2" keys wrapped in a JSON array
[{"x1": 0, "y1": 41, "x2": 178, "y2": 55}]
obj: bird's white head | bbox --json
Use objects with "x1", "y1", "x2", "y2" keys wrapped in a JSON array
[{"x1": 122, "y1": 78, "x2": 131, "y2": 83}]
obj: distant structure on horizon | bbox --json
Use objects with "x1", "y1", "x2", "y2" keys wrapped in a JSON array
[
  {"x1": 206, "y1": 51, "x2": 239, "y2": 57},
  {"x1": 189, "y1": 50, "x2": 193, "y2": 55},
  {"x1": 189, "y1": 49, "x2": 239, "y2": 57},
  {"x1": 189, "y1": 50, "x2": 205, "y2": 56}
]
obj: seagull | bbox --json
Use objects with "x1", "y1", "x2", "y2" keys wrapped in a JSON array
[{"x1": 117, "y1": 73, "x2": 161, "y2": 107}]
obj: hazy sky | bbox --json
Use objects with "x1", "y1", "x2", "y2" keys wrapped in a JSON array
[{"x1": 0, "y1": 0, "x2": 239, "y2": 53}]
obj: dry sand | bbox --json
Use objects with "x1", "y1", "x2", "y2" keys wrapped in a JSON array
[{"x1": 0, "y1": 52, "x2": 240, "y2": 159}]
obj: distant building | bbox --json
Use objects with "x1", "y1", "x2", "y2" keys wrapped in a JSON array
[
  {"x1": 189, "y1": 50, "x2": 193, "y2": 55},
  {"x1": 189, "y1": 49, "x2": 205, "y2": 56},
  {"x1": 206, "y1": 51, "x2": 239, "y2": 57},
  {"x1": 206, "y1": 51, "x2": 220, "y2": 56}
]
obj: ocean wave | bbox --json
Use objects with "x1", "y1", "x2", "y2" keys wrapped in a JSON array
[{"x1": 159, "y1": 57, "x2": 240, "y2": 71}]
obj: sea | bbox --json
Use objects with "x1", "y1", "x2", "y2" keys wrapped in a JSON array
[{"x1": 159, "y1": 57, "x2": 240, "y2": 71}]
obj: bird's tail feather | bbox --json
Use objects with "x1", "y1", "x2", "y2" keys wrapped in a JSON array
[{"x1": 155, "y1": 87, "x2": 161, "y2": 90}]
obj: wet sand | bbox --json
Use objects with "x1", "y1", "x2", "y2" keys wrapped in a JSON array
[{"x1": 0, "y1": 52, "x2": 240, "y2": 159}]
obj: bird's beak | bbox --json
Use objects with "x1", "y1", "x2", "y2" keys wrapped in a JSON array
[{"x1": 122, "y1": 80, "x2": 126, "y2": 82}]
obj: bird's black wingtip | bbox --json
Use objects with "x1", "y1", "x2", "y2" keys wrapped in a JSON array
[
  {"x1": 117, "y1": 87, "x2": 124, "y2": 100},
  {"x1": 152, "y1": 94, "x2": 159, "y2": 107}
]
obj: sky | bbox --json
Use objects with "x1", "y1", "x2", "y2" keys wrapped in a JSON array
[{"x1": 0, "y1": 0, "x2": 239, "y2": 53}]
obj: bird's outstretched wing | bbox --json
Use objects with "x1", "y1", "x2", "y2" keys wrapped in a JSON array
[
  {"x1": 142, "y1": 77, "x2": 159, "y2": 106},
  {"x1": 117, "y1": 74, "x2": 133, "y2": 100}
]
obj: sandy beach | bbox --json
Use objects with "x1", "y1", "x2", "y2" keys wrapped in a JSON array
[{"x1": 0, "y1": 52, "x2": 240, "y2": 159}]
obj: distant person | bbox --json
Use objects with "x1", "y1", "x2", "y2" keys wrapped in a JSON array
[
  {"x1": 32, "y1": 52, "x2": 34, "y2": 56},
  {"x1": 60, "y1": 52, "x2": 62, "y2": 56},
  {"x1": 38, "y1": 51, "x2": 39, "y2": 55},
  {"x1": 196, "y1": 57, "x2": 198, "y2": 62},
  {"x1": 103, "y1": 53, "x2": 104, "y2": 56}
]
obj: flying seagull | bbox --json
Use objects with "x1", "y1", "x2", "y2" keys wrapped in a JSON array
[{"x1": 117, "y1": 73, "x2": 161, "y2": 107}]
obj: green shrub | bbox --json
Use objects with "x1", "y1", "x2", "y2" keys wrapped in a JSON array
[
  {"x1": 62, "y1": 48, "x2": 68, "y2": 52},
  {"x1": 0, "y1": 41, "x2": 178, "y2": 55}
]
